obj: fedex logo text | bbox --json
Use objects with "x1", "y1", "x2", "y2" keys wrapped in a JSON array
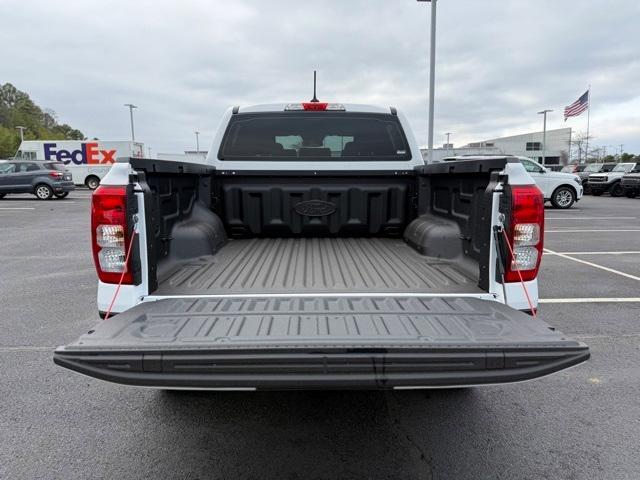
[{"x1": 43, "y1": 143, "x2": 116, "y2": 165}]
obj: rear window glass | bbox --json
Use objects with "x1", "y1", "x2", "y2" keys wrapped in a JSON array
[
  {"x1": 0, "y1": 163, "x2": 16, "y2": 174},
  {"x1": 219, "y1": 113, "x2": 411, "y2": 161},
  {"x1": 44, "y1": 162, "x2": 67, "y2": 171}
]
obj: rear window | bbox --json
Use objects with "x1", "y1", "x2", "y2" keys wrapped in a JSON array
[
  {"x1": 218, "y1": 112, "x2": 411, "y2": 161},
  {"x1": 44, "y1": 162, "x2": 67, "y2": 171}
]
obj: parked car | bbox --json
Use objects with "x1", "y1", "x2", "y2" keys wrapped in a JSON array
[
  {"x1": 54, "y1": 102, "x2": 589, "y2": 390},
  {"x1": 443, "y1": 156, "x2": 583, "y2": 208},
  {"x1": 0, "y1": 160, "x2": 75, "y2": 199},
  {"x1": 514, "y1": 157, "x2": 583, "y2": 208},
  {"x1": 588, "y1": 162, "x2": 638, "y2": 196},
  {"x1": 578, "y1": 163, "x2": 617, "y2": 194},
  {"x1": 621, "y1": 165, "x2": 640, "y2": 198}
]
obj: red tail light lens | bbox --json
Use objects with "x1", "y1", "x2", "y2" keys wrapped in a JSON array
[
  {"x1": 504, "y1": 185, "x2": 544, "y2": 282},
  {"x1": 302, "y1": 102, "x2": 328, "y2": 111},
  {"x1": 91, "y1": 185, "x2": 133, "y2": 284},
  {"x1": 49, "y1": 171, "x2": 63, "y2": 178}
]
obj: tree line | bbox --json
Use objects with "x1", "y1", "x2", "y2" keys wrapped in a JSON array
[{"x1": 0, "y1": 83, "x2": 85, "y2": 158}]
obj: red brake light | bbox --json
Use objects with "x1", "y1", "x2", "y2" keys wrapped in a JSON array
[
  {"x1": 302, "y1": 102, "x2": 328, "y2": 111},
  {"x1": 504, "y1": 185, "x2": 544, "y2": 282},
  {"x1": 91, "y1": 185, "x2": 134, "y2": 284},
  {"x1": 49, "y1": 171, "x2": 63, "y2": 178}
]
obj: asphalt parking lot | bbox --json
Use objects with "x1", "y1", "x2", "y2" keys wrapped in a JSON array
[{"x1": 1, "y1": 192, "x2": 639, "y2": 480}]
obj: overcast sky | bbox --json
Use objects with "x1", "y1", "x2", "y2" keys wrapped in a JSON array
[{"x1": 2, "y1": 0, "x2": 639, "y2": 155}]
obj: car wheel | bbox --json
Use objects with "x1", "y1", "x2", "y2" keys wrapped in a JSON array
[
  {"x1": 610, "y1": 183, "x2": 624, "y2": 197},
  {"x1": 54, "y1": 192, "x2": 69, "y2": 199},
  {"x1": 85, "y1": 176, "x2": 100, "y2": 190},
  {"x1": 625, "y1": 191, "x2": 638, "y2": 198},
  {"x1": 551, "y1": 186, "x2": 576, "y2": 209},
  {"x1": 34, "y1": 184, "x2": 54, "y2": 200}
]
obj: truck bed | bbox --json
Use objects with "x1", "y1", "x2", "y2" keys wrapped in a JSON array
[{"x1": 156, "y1": 237, "x2": 482, "y2": 296}]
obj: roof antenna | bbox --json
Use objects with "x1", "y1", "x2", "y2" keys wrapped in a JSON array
[{"x1": 310, "y1": 70, "x2": 319, "y2": 102}]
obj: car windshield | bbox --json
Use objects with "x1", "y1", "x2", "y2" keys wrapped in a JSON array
[
  {"x1": 612, "y1": 163, "x2": 635, "y2": 172},
  {"x1": 584, "y1": 164, "x2": 602, "y2": 172},
  {"x1": 219, "y1": 112, "x2": 411, "y2": 161}
]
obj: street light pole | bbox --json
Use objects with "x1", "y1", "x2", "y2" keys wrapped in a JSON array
[
  {"x1": 16, "y1": 126, "x2": 26, "y2": 142},
  {"x1": 445, "y1": 132, "x2": 451, "y2": 147},
  {"x1": 124, "y1": 104, "x2": 138, "y2": 141},
  {"x1": 537, "y1": 109, "x2": 552, "y2": 165},
  {"x1": 194, "y1": 131, "x2": 200, "y2": 153},
  {"x1": 418, "y1": 0, "x2": 437, "y2": 163}
]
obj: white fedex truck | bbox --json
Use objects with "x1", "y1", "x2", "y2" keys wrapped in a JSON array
[{"x1": 15, "y1": 140, "x2": 144, "y2": 189}]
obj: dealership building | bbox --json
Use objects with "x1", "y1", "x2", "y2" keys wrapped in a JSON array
[{"x1": 422, "y1": 127, "x2": 572, "y2": 164}]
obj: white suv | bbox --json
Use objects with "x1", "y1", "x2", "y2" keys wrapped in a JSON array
[{"x1": 516, "y1": 157, "x2": 583, "y2": 208}]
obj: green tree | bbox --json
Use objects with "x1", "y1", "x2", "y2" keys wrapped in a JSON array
[{"x1": 0, "y1": 82, "x2": 85, "y2": 157}]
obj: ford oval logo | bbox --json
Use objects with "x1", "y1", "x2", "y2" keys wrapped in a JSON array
[{"x1": 294, "y1": 200, "x2": 337, "y2": 217}]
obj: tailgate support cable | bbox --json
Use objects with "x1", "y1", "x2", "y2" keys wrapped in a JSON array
[
  {"x1": 493, "y1": 224, "x2": 538, "y2": 318},
  {"x1": 104, "y1": 217, "x2": 139, "y2": 321}
]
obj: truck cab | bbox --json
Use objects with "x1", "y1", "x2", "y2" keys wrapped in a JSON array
[{"x1": 54, "y1": 102, "x2": 589, "y2": 390}]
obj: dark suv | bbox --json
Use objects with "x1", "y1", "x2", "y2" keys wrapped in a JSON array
[
  {"x1": 621, "y1": 165, "x2": 640, "y2": 198},
  {"x1": 0, "y1": 160, "x2": 75, "y2": 199}
]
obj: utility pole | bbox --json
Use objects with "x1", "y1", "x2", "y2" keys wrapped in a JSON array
[
  {"x1": 124, "y1": 104, "x2": 138, "y2": 141},
  {"x1": 445, "y1": 132, "x2": 451, "y2": 147},
  {"x1": 619, "y1": 144, "x2": 624, "y2": 157},
  {"x1": 195, "y1": 131, "x2": 200, "y2": 153},
  {"x1": 16, "y1": 126, "x2": 26, "y2": 142},
  {"x1": 538, "y1": 109, "x2": 553, "y2": 165},
  {"x1": 417, "y1": 0, "x2": 437, "y2": 163}
]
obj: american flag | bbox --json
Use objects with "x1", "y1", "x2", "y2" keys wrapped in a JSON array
[{"x1": 564, "y1": 90, "x2": 589, "y2": 121}]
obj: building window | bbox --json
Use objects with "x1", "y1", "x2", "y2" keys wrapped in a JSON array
[
  {"x1": 485, "y1": 143, "x2": 494, "y2": 147},
  {"x1": 526, "y1": 142, "x2": 542, "y2": 151}
]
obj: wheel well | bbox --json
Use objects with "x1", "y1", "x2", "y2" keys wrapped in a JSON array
[
  {"x1": 552, "y1": 184, "x2": 577, "y2": 198},
  {"x1": 33, "y1": 183, "x2": 52, "y2": 195}
]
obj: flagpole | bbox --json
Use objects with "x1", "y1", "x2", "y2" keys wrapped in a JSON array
[{"x1": 585, "y1": 85, "x2": 591, "y2": 162}]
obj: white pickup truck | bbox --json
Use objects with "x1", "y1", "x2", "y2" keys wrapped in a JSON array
[{"x1": 54, "y1": 102, "x2": 589, "y2": 390}]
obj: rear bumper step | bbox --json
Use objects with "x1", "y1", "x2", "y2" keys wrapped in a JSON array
[
  {"x1": 54, "y1": 296, "x2": 589, "y2": 390},
  {"x1": 54, "y1": 346, "x2": 589, "y2": 389}
]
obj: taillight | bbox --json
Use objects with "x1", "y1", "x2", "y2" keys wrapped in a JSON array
[
  {"x1": 284, "y1": 103, "x2": 345, "y2": 111},
  {"x1": 504, "y1": 185, "x2": 544, "y2": 282},
  {"x1": 91, "y1": 185, "x2": 133, "y2": 284},
  {"x1": 49, "y1": 171, "x2": 63, "y2": 178}
]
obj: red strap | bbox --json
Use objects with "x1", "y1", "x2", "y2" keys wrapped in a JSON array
[
  {"x1": 500, "y1": 228, "x2": 537, "y2": 318},
  {"x1": 103, "y1": 230, "x2": 137, "y2": 321}
]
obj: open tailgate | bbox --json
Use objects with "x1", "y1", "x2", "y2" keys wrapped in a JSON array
[{"x1": 54, "y1": 296, "x2": 589, "y2": 389}]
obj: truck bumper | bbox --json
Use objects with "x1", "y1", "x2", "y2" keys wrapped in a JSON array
[{"x1": 54, "y1": 296, "x2": 589, "y2": 390}]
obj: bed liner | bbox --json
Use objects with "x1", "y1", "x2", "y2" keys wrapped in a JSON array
[{"x1": 156, "y1": 237, "x2": 481, "y2": 296}]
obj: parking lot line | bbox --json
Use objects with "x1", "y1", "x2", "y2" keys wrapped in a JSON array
[
  {"x1": 548, "y1": 251, "x2": 640, "y2": 255},
  {"x1": 539, "y1": 297, "x2": 640, "y2": 303},
  {"x1": 544, "y1": 248, "x2": 640, "y2": 281},
  {"x1": 546, "y1": 216, "x2": 637, "y2": 220},
  {"x1": 545, "y1": 229, "x2": 640, "y2": 233},
  {"x1": 0, "y1": 207, "x2": 35, "y2": 210}
]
